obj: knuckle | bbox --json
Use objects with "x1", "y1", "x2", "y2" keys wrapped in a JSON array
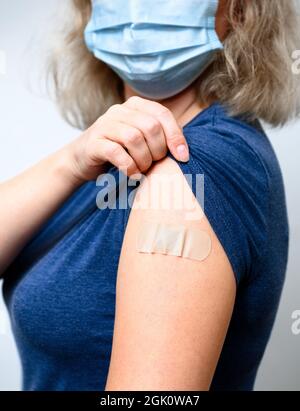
[
  {"x1": 156, "y1": 105, "x2": 171, "y2": 117},
  {"x1": 123, "y1": 128, "x2": 143, "y2": 145},
  {"x1": 144, "y1": 119, "x2": 161, "y2": 136},
  {"x1": 106, "y1": 103, "x2": 122, "y2": 115},
  {"x1": 126, "y1": 95, "x2": 143, "y2": 106},
  {"x1": 104, "y1": 143, "x2": 122, "y2": 159}
]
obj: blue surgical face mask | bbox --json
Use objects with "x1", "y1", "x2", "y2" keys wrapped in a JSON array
[{"x1": 84, "y1": 0, "x2": 223, "y2": 100}]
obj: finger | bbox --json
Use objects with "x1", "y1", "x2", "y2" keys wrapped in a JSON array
[
  {"x1": 97, "y1": 120, "x2": 153, "y2": 173},
  {"x1": 105, "y1": 105, "x2": 167, "y2": 161},
  {"x1": 125, "y1": 96, "x2": 189, "y2": 162},
  {"x1": 97, "y1": 139, "x2": 141, "y2": 178}
]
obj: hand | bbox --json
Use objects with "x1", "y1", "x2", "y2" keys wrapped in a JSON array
[{"x1": 68, "y1": 96, "x2": 189, "y2": 182}]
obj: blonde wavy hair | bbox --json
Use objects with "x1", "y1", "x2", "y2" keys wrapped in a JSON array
[{"x1": 47, "y1": 0, "x2": 300, "y2": 129}]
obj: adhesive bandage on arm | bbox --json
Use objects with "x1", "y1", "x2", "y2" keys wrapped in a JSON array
[{"x1": 136, "y1": 221, "x2": 212, "y2": 262}]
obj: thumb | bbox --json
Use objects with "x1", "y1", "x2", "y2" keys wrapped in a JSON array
[{"x1": 166, "y1": 131, "x2": 190, "y2": 163}]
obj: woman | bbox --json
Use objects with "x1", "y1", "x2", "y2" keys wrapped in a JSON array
[{"x1": 1, "y1": 0, "x2": 299, "y2": 391}]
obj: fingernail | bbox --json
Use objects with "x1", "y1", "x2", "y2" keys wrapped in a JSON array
[
  {"x1": 176, "y1": 144, "x2": 189, "y2": 162},
  {"x1": 130, "y1": 172, "x2": 143, "y2": 181}
]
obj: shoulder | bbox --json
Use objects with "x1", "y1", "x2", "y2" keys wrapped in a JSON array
[
  {"x1": 179, "y1": 107, "x2": 273, "y2": 230},
  {"x1": 182, "y1": 104, "x2": 277, "y2": 190},
  {"x1": 144, "y1": 112, "x2": 272, "y2": 283}
]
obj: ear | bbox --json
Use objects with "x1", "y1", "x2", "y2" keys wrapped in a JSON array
[{"x1": 216, "y1": 0, "x2": 230, "y2": 41}]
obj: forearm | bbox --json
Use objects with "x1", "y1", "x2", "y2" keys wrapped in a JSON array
[{"x1": 0, "y1": 144, "x2": 89, "y2": 275}]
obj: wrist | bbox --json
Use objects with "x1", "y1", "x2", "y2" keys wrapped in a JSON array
[{"x1": 52, "y1": 142, "x2": 86, "y2": 189}]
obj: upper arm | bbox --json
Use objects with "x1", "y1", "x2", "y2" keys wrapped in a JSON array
[{"x1": 105, "y1": 157, "x2": 236, "y2": 391}]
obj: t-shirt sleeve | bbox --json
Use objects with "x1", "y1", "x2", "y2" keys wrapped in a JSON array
[{"x1": 167, "y1": 125, "x2": 269, "y2": 286}]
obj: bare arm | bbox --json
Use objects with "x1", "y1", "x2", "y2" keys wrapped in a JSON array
[
  {"x1": 0, "y1": 96, "x2": 189, "y2": 276},
  {"x1": 0, "y1": 145, "x2": 85, "y2": 274},
  {"x1": 105, "y1": 157, "x2": 236, "y2": 390}
]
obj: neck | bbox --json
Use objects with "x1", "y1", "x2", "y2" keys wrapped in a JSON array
[{"x1": 123, "y1": 82, "x2": 208, "y2": 128}]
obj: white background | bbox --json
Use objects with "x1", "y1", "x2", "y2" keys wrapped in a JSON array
[{"x1": 0, "y1": 0, "x2": 299, "y2": 391}]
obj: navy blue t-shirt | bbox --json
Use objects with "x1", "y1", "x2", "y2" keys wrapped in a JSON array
[{"x1": 2, "y1": 102, "x2": 289, "y2": 390}]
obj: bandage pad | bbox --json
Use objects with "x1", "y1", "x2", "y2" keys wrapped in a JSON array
[{"x1": 136, "y1": 221, "x2": 211, "y2": 262}]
